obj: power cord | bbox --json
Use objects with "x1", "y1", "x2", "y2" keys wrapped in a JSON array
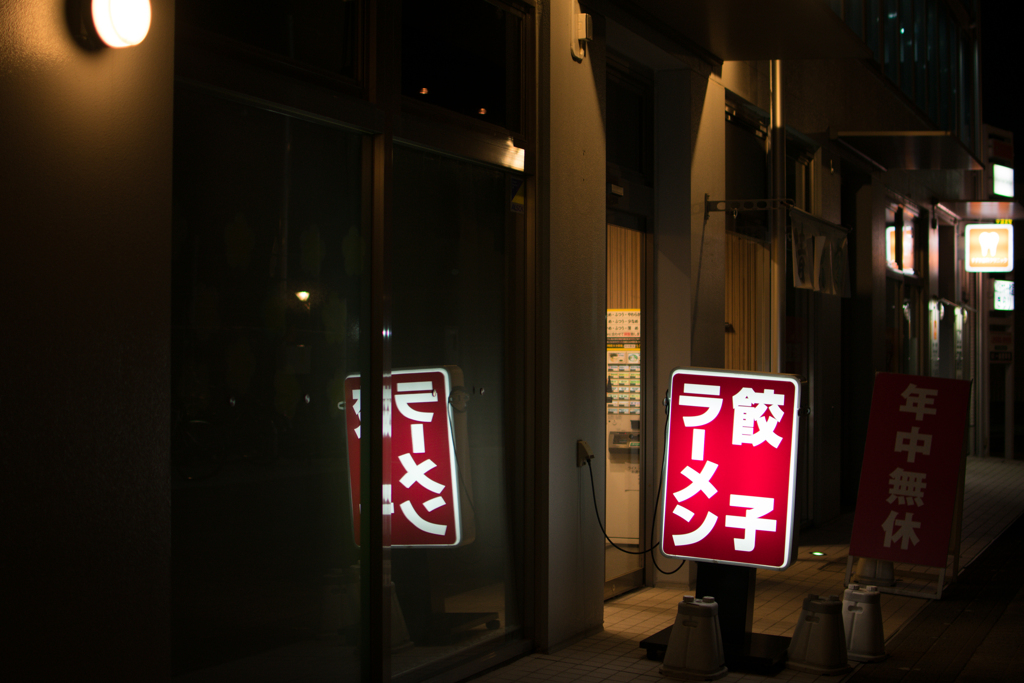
[{"x1": 585, "y1": 413, "x2": 686, "y2": 574}]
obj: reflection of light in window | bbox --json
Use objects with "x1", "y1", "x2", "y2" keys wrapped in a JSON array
[
  {"x1": 477, "y1": 108, "x2": 487, "y2": 115},
  {"x1": 502, "y1": 138, "x2": 525, "y2": 172},
  {"x1": 295, "y1": 291, "x2": 310, "y2": 302},
  {"x1": 419, "y1": 87, "x2": 429, "y2": 95},
  {"x1": 885, "y1": 225, "x2": 915, "y2": 275}
]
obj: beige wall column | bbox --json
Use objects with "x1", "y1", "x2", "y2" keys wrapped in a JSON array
[
  {"x1": 688, "y1": 72, "x2": 727, "y2": 370},
  {"x1": 535, "y1": 0, "x2": 608, "y2": 651}
]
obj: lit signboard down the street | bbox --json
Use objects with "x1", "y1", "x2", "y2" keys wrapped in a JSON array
[
  {"x1": 345, "y1": 367, "x2": 470, "y2": 547},
  {"x1": 965, "y1": 224, "x2": 1014, "y2": 273},
  {"x1": 993, "y1": 280, "x2": 1014, "y2": 311},
  {"x1": 661, "y1": 368, "x2": 801, "y2": 570}
]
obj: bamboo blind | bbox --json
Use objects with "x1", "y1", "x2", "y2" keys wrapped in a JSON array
[
  {"x1": 724, "y1": 233, "x2": 767, "y2": 371},
  {"x1": 607, "y1": 224, "x2": 643, "y2": 310}
]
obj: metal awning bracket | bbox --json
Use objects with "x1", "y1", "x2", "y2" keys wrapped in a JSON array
[{"x1": 704, "y1": 195, "x2": 794, "y2": 221}]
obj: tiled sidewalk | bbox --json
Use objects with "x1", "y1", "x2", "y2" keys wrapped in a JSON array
[{"x1": 470, "y1": 457, "x2": 1024, "y2": 683}]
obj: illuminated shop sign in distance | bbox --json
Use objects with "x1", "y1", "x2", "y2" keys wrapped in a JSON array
[
  {"x1": 994, "y1": 280, "x2": 1014, "y2": 311},
  {"x1": 965, "y1": 224, "x2": 1014, "y2": 273},
  {"x1": 992, "y1": 164, "x2": 1014, "y2": 198},
  {"x1": 886, "y1": 226, "x2": 915, "y2": 275}
]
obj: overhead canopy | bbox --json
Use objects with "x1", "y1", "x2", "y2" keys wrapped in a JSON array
[
  {"x1": 938, "y1": 201, "x2": 1024, "y2": 221},
  {"x1": 836, "y1": 131, "x2": 984, "y2": 171},
  {"x1": 614, "y1": 0, "x2": 873, "y2": 61}
]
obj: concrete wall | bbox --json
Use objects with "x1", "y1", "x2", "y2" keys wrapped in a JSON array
[
  {"x1": 688, "y1": 73, "x2": 727, "y2": 370},
  {"x1": 649, "y1": 68, "x2": 730, "y2": 586},
  {"x1": 651, "y1": 69, "x2": 694, "y2": 544},
  {"x1": 0, "y1": 1, "x2": 174, "y2": 679},
  {"x1": 535, "y1": 0, "x2": 608, "y2": 650}
]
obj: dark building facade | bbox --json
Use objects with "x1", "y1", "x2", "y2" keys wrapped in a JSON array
[{"x1": 3, "y1": 1, "x2": 1012, "y2": 682}]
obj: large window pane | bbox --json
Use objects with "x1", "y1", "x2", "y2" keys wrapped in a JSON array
[
  {"x1": 171, "y1": 89, "x2": 365, "y2": 680},
  {"x1": 927, "y1": 0, "x2": 938, "y2": 122},
  {"x1": 899, "y1": 0, "x2": 914, "y2": 98},
  {"x1": 401, "y1": 0, "x2": 523, "y2": 130},
  {"x1": 883, "y1": 0, "x2": 900, "y2": 83},
  {"x1": 390, "y1": 144, "x2": 521, "y2": 678},
  {"x1": 177, "y1": 0, "x2": 362, "y2": 80},
  {"x1": 846, "y1": 0, "x2": 865, "y2": 40},
  {"x1": 867, "y1": 0, "x2": 881, "y2": 62},
  {"x1": 914, "y1": 0, "x2": 927, "y2": 111},
  {"x1": 939, "y1": 8, "x2": 951, "y2": 130}
]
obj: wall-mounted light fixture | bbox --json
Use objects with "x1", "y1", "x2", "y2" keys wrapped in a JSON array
[
  {"x1": 92, "y1": 0, "x2": 151, "y2": 48},
  {"x1": 570, "y1": 1, "x2": 593, "y2": 61}
]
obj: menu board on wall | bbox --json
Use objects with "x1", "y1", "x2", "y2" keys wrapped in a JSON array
[{"x1": 607, "y1": 309, "x2": 641, "y2": 415}]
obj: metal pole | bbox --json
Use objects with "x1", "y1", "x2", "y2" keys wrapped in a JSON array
[{"x1": 770, "y1": 60, "x2": 786, "y2": 373}]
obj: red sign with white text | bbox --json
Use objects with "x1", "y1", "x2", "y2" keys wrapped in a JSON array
[
  {"x1": 849, "y1": 373, "x2": 971, "y2": 567},
  {"x1": 661, "y1": 368, "x2": 801, "y2": 569},
  {"x1": 346, "y1": 368, "x2": 465, "y2": 547}
]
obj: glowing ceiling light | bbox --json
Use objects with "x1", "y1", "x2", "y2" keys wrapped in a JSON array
[{"x1": 93, "y1": 0, "x2": 152, "y2": 48}]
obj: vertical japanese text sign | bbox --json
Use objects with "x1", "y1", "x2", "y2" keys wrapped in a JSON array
[
  {"x1": 661, "y1": 368, "x2": 801, "y2": 569},
  {"x1": 850, "y1": 373, "x2": 971, "y2": 567},
  {"x1": 345, "y1": 367, "x2": 465, "y2": 547}
]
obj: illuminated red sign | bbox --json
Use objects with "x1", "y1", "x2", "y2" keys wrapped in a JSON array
[
  {"x1": 849, "y1": 373, "x2": 971, "y2": 567},
  {"x1": 346, "y1": 367, "x2": 467, "y2": 547},
  {"x1": 661, "y1": 368, "x2": 801, "y2": 569}
]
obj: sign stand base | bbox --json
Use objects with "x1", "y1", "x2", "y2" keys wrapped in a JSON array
[
  {"x1": 642, "y1": 563, "x2": 788, "y2": 675},
  {"x1": 641, "y1": 627, "x2": 789, "y2": 674},
  {"x1": 844, "y1": 555, "x2": 952, "y2": 600}
]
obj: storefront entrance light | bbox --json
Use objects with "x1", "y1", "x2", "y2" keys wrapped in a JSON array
[{"x1": 92, "y1": 0, "x2": 151, "y2": 48}]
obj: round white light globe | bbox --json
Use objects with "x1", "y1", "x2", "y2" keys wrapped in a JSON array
[{"x1": 93, "y1": 0, "x2": 152, "y2": 48}]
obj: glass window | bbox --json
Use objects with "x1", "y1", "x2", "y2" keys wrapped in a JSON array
[
  {"x1": 866, "y1": 0, "x2": 881, "y2": 62},
  {"x1": 939, "y1": 7, "x2": 951, "y2": 130},
  {"x1": 389, "y1": 144, "x2": 521, "y2": 677},
  {"x1": 960, "y1": 31, "x2": 976, "y2": 153},
  {"x1": 177, "y1": 0, "x2": 362, "y2": 81},
  {"x1": 171, "y1": 89, "x2": 366, "y2": 679},
  {"x1": 927, "y1": 0, "x2": 938, "y2": 122},
  {"x1": 402, "y1": 0, "x2": 523, "y2": 130},
  {"x1": 899, "y1": 0, "x2": 914, "y2": 98},
  {"x1": 951, "y1": 20, "x2": 961, "y2": 137},
  {"x1": 914, "y1": 0, "x2": 927, "y2": 111},
  {"x1": 883, "y1": 0, "x2": 900, "y2": 83},
  {"x1": 846, "y1": 0, "x2": 865, "y2": 40},
  {"x1": 607, "y1": 65, "x2": 654, "y2": 183}
]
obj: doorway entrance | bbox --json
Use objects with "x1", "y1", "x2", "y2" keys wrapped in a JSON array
[{"x1": 604, "y1": 223, "x2": 645, "y2": 598}]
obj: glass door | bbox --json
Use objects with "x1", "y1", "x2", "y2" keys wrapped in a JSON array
[{"x1": 604, "y1": 223, "x2": 644, "y2": 598}]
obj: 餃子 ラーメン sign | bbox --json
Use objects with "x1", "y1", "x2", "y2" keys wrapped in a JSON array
[{"x1": 661, "y1": 368, "x2": 801, "y2": 569}]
